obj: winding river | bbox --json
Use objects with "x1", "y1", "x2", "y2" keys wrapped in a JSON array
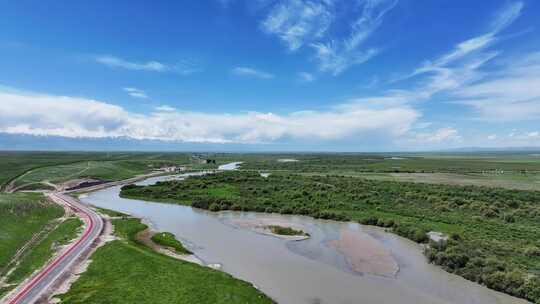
[{"x1": 80, "y1": 172, "x2": 529, "y2": 304}]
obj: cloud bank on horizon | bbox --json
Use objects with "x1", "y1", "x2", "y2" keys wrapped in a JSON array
[{"x1": 0, "y1": 0, "x2": 539, "y2": 151}]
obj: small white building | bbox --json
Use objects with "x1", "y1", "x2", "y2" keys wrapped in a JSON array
[{"x1": 427, "y1": 231, "x2": 448, "y2": 247}]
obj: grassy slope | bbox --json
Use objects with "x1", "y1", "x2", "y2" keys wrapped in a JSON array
[
  {"x1": 151, "y1": 232, "x2": 192, "y2": 254},
  {"x1": 6, "y1": 218, "x2": 82, "y2": 284},
  {"x1": 0, "y1": 193, "x2": 81, "y2": 297},
  {"x1": 0, "y1": 152, "x2": 125, "y2": 189},
  {"x1": 0, "y1": 193, "x2": 63, "y2": 270},
  {"x1": 59, "y1": 217, "x2": 273, "y2": 304},
  {"x1": 0, "y1": 152, "x2": 195, "y2": 190},
  {"x1": 13, "y1": 160, "x2": 152, "y2": 187},
  {"x1": 121, "y1": 171, "x2": 540, "y2": 303}
]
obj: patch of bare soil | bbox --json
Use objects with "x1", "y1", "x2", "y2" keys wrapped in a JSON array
[{"x1": 328, "y1": 229, "x2": 399, "y2": 278}]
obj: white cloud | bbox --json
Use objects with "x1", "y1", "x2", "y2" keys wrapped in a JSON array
[
  {"x1": 155, "y1": 105, "x2": 176, "y2": 112},
  {"x1": 487, "y1": 134, "x2": 497, "y2": 140},
  {"x1": 261, "y1": 0, "x2": 396, "y2": 75},
  {"x1": 298, "y1": 72, "x2": 315, "y2": 82},
  {"x1": 301, "y1": 0, "x2": 528, "y2": 147},
  {"x1": 96, "y1": 56, "x2": 170, "y2": 72},
  {"x1": 414, "y1": 1, "x2": 522, "y2": 75},
  {"x1": 397, "y1": 1, "x2": 523, "y2": 100},
  {"x1": 496, "y1": 130, "x2": 540, "y2": 145},
  {"x1": 123, "y1": 87, "x2": 148, "y2": 99},
  {"x1": 311, "y1": 44, "x2": 379, "y2": 76},
  {"x1": 490, "y1": 1, "x2": 524, "y2": 33},
  {"x1": 414, "y1": 128, "x2": 462, "y2": 143},
  {"x1": 529, "y1": 131, "x2": 540, "y2": 138},
  {"x1": 453, "y1": 52, "x2": 540, "y2": 121},
  {"x1": 261, "y1": 0, "x2": 334, "y2": 51},
  {"x1": 310, "y1": 0, "x2": 397, "y2": 75},
  {"x1": 371, "y1": 0, "x2": 526, "y2": 121},
  {"x1": 0, "y1": 88, "x2": 419, "y2": 144},
  {"x1": 231, "y1": 67, "x2": 274, "y2": 79}
]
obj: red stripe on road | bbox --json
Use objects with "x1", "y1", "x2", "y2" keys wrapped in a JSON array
[{"x1": 7, "y1": 195, "x2": 96, "y2": 304}]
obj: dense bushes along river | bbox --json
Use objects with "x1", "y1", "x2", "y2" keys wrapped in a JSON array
[{"x1": 121, "y1": 171, "x2": 540, "y2": 303}]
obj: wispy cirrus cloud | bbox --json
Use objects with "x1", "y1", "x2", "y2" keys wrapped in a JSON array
[
  {"x1": 0, "y1": 87, "x2": 419, "y2": 144},
  {"x1": 311, "y1": 45, "x2": 379, "y2": 76},
  {"x1": 298, "y1": 72, "x2": 315, "y2": 82},
  {"x1": 231, "y1": 67, "x2": 274, "y2": 79},
  {"x1": 96, "y1": 56, "x2": 203, "y2": 75},
  {"x1": 96, "y1": 55, "x2": 170, "y2": 72},
  {"x1": 123, "y1": 87, "x2": 148, "y2": 99},
  {"x1": 422, "y1": 2, "x2": 540, "y2": 123},
  {"x1": 369, "y1": 1, "x2": 524, "y2": 110},
  {"x1": 324, "y1": 1, "x2": 527, "y2": 147},
  {"x1": 412, "y1": 1, "x2": 523, "y2": 77},
  {"x1": 261, "y1": 0, "x2": 397, "y2": 76},
  {"x1": 261, "y1": 0, "x2": 334, "y2": 51},
  {"x1": 311, "y1": 0, "x2": 397, "y2": 75},
  {"x1": 452, "y1": 52, "x2": 540, "y2": 122}
]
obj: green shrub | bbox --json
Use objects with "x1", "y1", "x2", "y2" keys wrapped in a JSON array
[{"x1": 151, "y1": 232, "x2": 192, "y2": 255}]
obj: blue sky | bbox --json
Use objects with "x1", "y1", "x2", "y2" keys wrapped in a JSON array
[{"x1": 1, "y1": 0, "x2": 540, "y2": 151}]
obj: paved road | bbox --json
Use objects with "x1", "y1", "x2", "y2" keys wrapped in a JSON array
[{"x1": 3, "y1": 193, "x2": 103, "y2": 304}]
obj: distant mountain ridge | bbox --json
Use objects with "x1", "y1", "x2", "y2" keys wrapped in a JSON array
[
  {"x1": 440, "y1": 147, "x2": 540, "y2": 153},
  {"x1": 1, "y1": 133, "x2": 540, "y2": 153}
]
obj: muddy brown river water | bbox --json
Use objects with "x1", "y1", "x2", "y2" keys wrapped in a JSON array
[{"x1": 80, "y1": 173, "x2": 529, "y2": 304}]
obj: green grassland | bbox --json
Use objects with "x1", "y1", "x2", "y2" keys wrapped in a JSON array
[
  {"x1": 151, "y1": 232, "x2": 192, "y2": 254},
  {"x1": 13, "y1": 160, "x2": 152, "y2": 187},
  {"x1": 6, "y1": 218, "x2": 82, "y2": 284},
  {"x1": 0, "y1": 152, "x2": 114, "y2": 190},
  {"x1": 231, "y1": 152, "x2": 540, "y2": 191},
  {"x1": 58, "y1": 217, "x2": 273, "y2": 304},
  {"x1": 0, "y1": 193, "x2": 63, "y2": 271},
  {"x1": 121, "y1": 171, "x2": 540, "y2": 303},
  {"x1": 301, "y1": 171, "x2": 540, "y2": 191},
  {"x1": 3, "y1": 151, "x2": 539, "y2": 191},
  {"x1": 0, "y1": 193, "x2": 81, "y2": 297},
  {"x1": 235, "y1": 152, "x2": 540, "y2": 173},
  {"x1": 0, "y1": 152, "x2": 201, "y2": 190}
]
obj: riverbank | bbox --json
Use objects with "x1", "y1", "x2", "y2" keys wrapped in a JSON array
[
  {"x1": 120, "y1": 170, "x2": 540, "y2": 303},
  {"x1": 57, "y1": 213, "x2": 274, "y2": 304}
]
